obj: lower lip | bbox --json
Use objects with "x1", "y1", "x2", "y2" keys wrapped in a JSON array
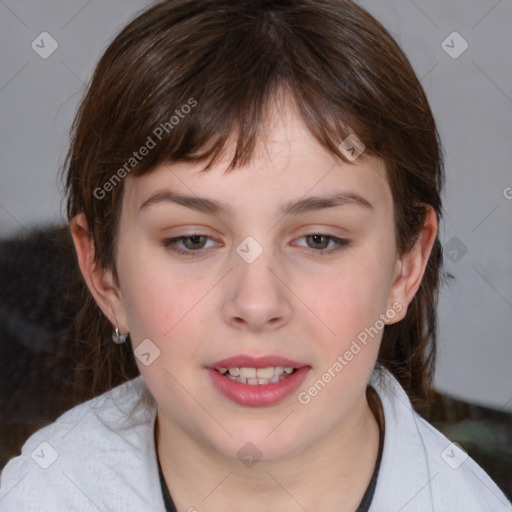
[{"x1": 206, "y1": 367, "x2": 310, "y2": 407}]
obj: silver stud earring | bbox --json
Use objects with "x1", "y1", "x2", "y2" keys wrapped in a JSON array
[{"x1": 112, "y1": 327, "x2": 128, "y2": 344}]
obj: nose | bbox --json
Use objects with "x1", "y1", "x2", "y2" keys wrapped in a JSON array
[{"x1": 221, "y1": 249, "x2": 293, "y2": 332}]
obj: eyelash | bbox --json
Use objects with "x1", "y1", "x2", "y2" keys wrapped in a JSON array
[{"x1": 161, "y1": 234, "x2": 350, "y2": 257}]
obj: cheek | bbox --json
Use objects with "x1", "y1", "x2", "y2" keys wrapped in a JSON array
[
  {"x1": 298, "y1": 267, "x2": 390, "y2": 414},
  {"x1": 116, "y1": 235, "x2": 199, "y2": 330},
  {"x1": 123, "y1": 269, "x2": 206, "y2": 342},
  {"x1": 305, "y1": 259, "x2": 392, "y2": 341},
  {"x1": 120, "y1": 264, "x2": 209, "y2": 396}
]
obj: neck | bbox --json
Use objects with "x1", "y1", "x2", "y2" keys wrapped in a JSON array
[{"x1": 156, "y1": 388, "x2": 382, "y2": 512}]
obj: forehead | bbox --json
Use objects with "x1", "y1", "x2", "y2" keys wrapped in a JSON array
[{"x1": 122, "y1": 102, "x2": 392, "y2": 221}]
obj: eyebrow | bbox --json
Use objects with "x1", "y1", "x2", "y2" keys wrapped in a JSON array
[{"x1": 138, "y1": 190, "x2": 374, "y2": 216}]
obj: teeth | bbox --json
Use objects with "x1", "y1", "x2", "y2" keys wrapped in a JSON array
[
  {"x1": 219, "y1": 366, "x2": 297, "y2": 385},
  {"x1": 239, "y1": 367, "x2": 257, "y2": 379},
  {"x1": 255, "y1": 367, "x2": 275, "y2": 379}
]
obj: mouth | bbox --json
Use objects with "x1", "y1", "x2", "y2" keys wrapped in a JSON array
[
  {"x1": 208, "y1": 355, "x2": 308, "y2": 385},
  {"x1": 214, "y1": 366, "x2": 298, "y2": 385},
  {"x1": 206, "y1": 355, "x2": 310, "y2": 406}
]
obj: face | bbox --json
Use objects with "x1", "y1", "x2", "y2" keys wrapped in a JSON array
[{"x1": 105, "y1": 102, "x2": 406, "y2": 463}]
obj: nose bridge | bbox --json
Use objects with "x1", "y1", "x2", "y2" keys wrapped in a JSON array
[{"x1": 222, "y1": 236, "x2": 292, "y2": 330}]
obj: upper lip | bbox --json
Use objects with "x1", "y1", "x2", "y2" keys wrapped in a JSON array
[{"x1": 208, "y1": 355, "x2": 309, "y2": 370}]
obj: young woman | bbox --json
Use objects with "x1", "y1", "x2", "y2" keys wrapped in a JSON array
[{"x1": 1, "y1": 1, "x2": 510, "y2": 510}]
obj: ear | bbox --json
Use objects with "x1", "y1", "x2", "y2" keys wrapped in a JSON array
[
  {"x1": 386, "y1": 205, "x2": 438, "y2": 324},
  {"x1": 70, "y1": 213, "x2": 129, "y2": 332}
]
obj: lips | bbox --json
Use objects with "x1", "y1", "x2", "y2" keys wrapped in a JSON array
[
  {"x1": 208, "y1": 355, "x2": 309, "y2": 371},
  {"x1": 206, "y1": 354, "x2": 311, "y2": 407}
]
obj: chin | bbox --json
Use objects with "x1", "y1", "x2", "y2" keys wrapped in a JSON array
[{"x1": 206, "y1": 423, "x2": 308, "y2": 466}]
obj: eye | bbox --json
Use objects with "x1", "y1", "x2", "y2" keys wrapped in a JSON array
[
  {"x1": 161, "y1": 233, "x2": 349, "y2": 257},
  {"x1": 295, "y1": 234, "x2": 349, "y2": 255},
  {"x1": 162, "y1": 234, "x2": 219, "y2": 255}
]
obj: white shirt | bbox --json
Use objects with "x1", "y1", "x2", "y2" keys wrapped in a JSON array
[{"x1": 1, "y1": 367, "x2": 510, "y2": 512}]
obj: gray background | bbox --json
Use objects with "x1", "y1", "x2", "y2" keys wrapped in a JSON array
[{"x1": 1, "y1": 0, "x2": 511, "y2": 411}]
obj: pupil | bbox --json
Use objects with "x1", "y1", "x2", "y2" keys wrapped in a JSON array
[
  {"x1": 309, "y1": 234, "x2": 328, "y2": 249},
  {"x1": 186, "y1": 235, "x2": 205, "y2": 249}
]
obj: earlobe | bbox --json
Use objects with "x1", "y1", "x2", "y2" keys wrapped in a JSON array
[
  {"x1": 70, "y1": 213, "x2": 127, "y2": 331},
  {"x1": 387, "y1": 205, "x2": 438, "y2": 323}
]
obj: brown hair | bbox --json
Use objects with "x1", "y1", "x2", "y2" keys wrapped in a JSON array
[{"x1": 63, "y1": 0, "x2": 445, "y2": 414}]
